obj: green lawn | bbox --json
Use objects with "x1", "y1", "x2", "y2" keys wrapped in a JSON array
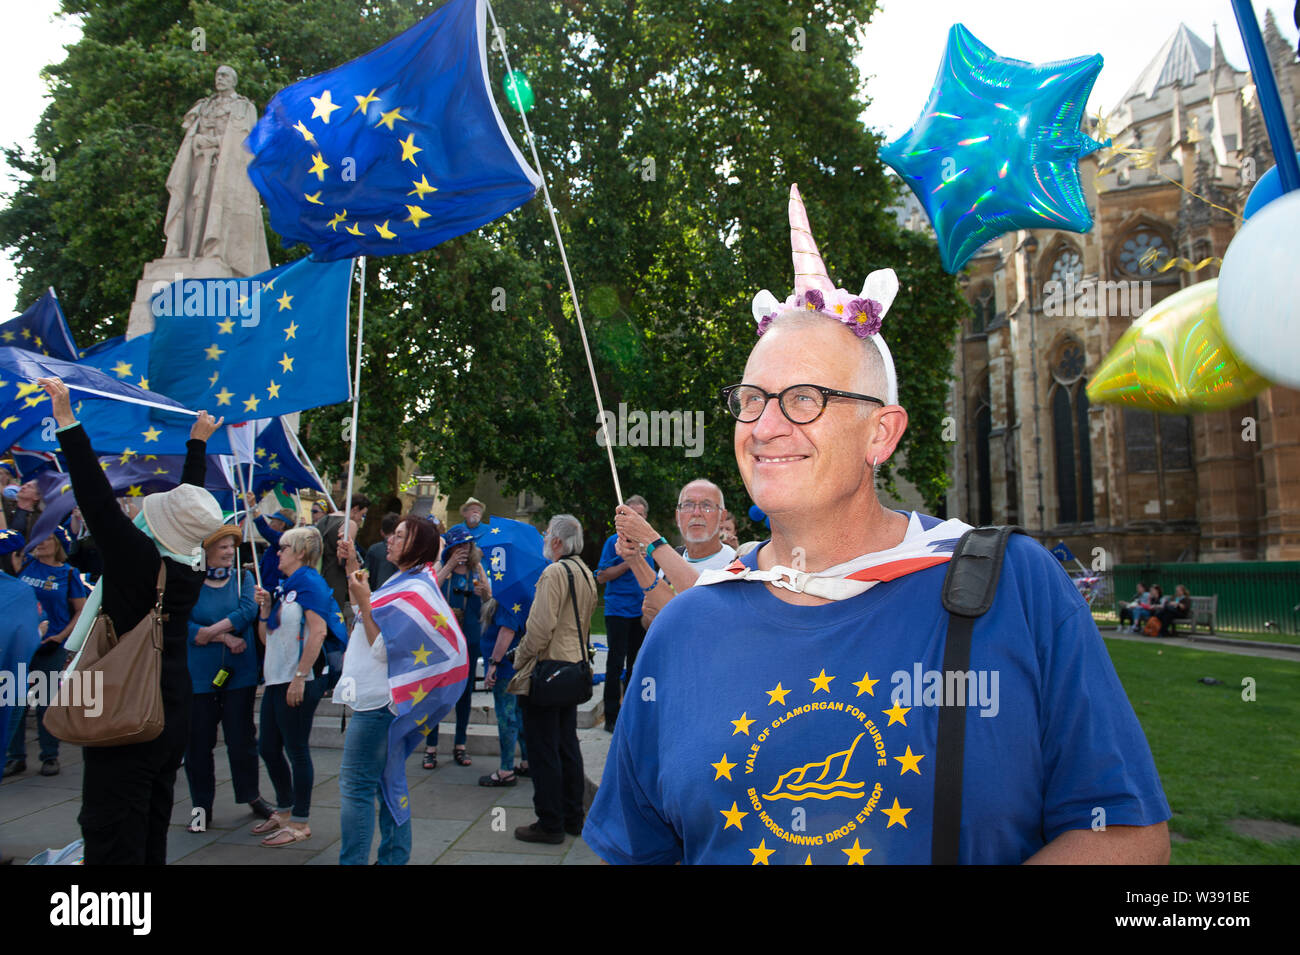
[{"x1": 1105, "y1": 637, "x2": 1300, "y2": 863}]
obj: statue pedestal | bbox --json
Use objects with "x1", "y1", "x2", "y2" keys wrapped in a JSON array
[{"x1": 126, "y1": 256, "x2": 247, "y2": 338}]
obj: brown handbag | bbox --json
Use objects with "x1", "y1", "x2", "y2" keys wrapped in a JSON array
[{"x1": 44, "y1": 566, "x2": 167, "y2": 747}]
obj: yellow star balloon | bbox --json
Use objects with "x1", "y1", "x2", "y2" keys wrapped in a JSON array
[{"x1": 1087, "y1": 279, "x2": 1270, "y2": 414}]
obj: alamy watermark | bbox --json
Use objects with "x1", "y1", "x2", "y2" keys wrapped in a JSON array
[
  {"x1": 150, "y1": 273, "x2": 262, "y2": 327},
  {"x1": 890, "y1": 663, "x2": 1000, "y2": 717},
  {"x1": 1042, "y1": 274, "x2": 1151, "y2": 319},
  {"x1": 0, "y1": 666, "x2": 103, "y2": 716},
  {"x1": 596, "y1": 402, "x2": 705, "y2": 458}
]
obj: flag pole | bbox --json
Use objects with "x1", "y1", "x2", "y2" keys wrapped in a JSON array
[
  {"x1": 486, "y1": 1, "x2": 623, "y2": 504},
  {"x1": 341, "y1": 255, "x2": 367, "y2": 542},
  {"x1": 233, "y1": 489, "x2": 244, "y2": 597},
  {"x1": 284, "y1": 422, "x2": 339, "y2": 513},
  {"x1": 234, "y1": 459, "x2": 262, "y2": 588}
]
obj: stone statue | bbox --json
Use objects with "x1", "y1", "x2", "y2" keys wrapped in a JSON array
[{"x1": 162, "y1": 65, "x2": 271, "y2": 276}]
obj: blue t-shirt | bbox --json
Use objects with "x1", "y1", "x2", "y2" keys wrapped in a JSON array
[
  {"x1": 187, "y1": 571, "x2": 259, "y2": 694},
  {"x1": 444, "y1": 571, "x2": 482, "y2": 660},
  {"x1": 596, "y1": 534, "x2": 657, "y2": 619},
  {"x1": 19, "y1": 558, "x2": 89, "y2": 637},
  {"x1": 0, "y1": 575, "x2": 41, "y2": 753},
  {"x1": 482, "y1": 599, "x2": 528, "y2": 681},
  {"x1": 584, "y1": 519, "x2": 1170, "y2": 865}
]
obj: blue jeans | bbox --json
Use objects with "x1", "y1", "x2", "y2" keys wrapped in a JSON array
[
  {"x1": 6, "y1": 644, "x2": 67, "y2": 763},
  {"x1": 491, "y1": 680, "x2": 526, "y2": 772},
  {"x1": 432, "y1": 651, "x2": 479, "y2": 749},
  {"x1": 339, "y1": 707, "x2": 411, "y2": 865},
  {"x1": 258, "y1": 680, "x2": 323, "y2": 821}
]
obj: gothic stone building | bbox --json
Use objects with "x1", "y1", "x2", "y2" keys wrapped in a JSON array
[{"x1": 940, "y1": 17, "x2": 1300, "y2": 564}]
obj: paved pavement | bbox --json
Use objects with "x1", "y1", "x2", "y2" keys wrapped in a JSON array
[{"x1": 1, "y1": 731, "x2": 605, "y2": 865}]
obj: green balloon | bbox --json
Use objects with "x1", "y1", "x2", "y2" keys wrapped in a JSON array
[{"x1": 503, "y1": 70, "x2": 535, "y2": 114}]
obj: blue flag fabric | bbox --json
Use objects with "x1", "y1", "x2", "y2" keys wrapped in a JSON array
[
  {"x1": 1050, "y1": 541, "x2": 1077, "y2": 563},
  {"x1": 372, "y1": 565, "x2": 468, "y2": 824},
  {"x1": 25, "y1": 450, "x2": 234, "y2": 551},
  {"x1": 244, "y1": 0, "x2": 540, "y2": 261},
  {"x1": 1, "y1": 290, "x2": 78, "y2": 361},
  {"x1": 268, "y1": 565, "x2": 348, "y2": 647},
  {"x1": 0, "y1": 347, "x2": 230, "y2": 455},
  {"x1": 476, "y1": 515, "x2": 547, "y2": 615},
  {"x1": 146, "y1": 256, "x2": 353, "y2": 426},
  {"x1": 250, "y1": 418, "x2": 322, "y2": 494},
  {"x1": 78, "y1": 334, "x2": 153, "y2": 392}
]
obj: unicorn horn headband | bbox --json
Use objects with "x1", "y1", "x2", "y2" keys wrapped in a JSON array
[{"x1": 752, "y1": 184, "x2": 900, "y2": 406}]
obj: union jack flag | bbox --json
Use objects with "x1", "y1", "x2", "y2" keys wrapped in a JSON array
[{"x1": 374, "y1": 564, "x2": 468, "y2": 825}]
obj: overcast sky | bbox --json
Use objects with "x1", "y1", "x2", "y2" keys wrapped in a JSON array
[{"x1": 2, "y1": 1, "x2": 1296, "y2": 318}]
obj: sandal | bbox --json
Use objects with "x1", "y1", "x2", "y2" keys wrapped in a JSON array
[
  {"x1": 423, "y1": 749, "x2": 437, "y2": 770},
  {"x1": 454, "y1": 747, "x2": 472, "y2": 767},
  {"x1": 478, "y1": 771, "x2": 517, "y2": 787},
  {"x1": 250, "y1": 812, "x2": 285, "y2": 835},
  {"x1": 516, "y1": 763, "x2": 530, "y2": 778},
  {"x1": 261, "y1": 825, "x2": 311, "y2": 847}
]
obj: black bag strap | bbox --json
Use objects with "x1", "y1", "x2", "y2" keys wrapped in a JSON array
[
  {"x1": 559, "y1": 558, "x2": 591, "y2": 661},
  {"x1": 931, "y1": 525, "x2": 1026, "y2": 865}
]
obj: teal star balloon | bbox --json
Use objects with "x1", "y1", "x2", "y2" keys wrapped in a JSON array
[{"x1": 881, "y1": 24, "x2": 1106, "y2": 273}]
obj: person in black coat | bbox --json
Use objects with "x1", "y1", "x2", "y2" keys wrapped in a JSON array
[{"x1": 39, "y1": 377, "x2": 226, "y2": 865}]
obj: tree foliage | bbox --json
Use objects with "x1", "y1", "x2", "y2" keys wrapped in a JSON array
[{"x1": 1, "y1": 0, "x2": 963, "y2": 552}]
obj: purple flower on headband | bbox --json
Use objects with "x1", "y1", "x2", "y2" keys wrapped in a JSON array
[
  {"x1": 846, "y1": 298, "x2": 883, "y2": 337},
  {"x1": 801, "y1": 289, "x2": 824, "y2": 312},
  {"x1": 756, "y1": 313, "x2": 776, "y2": 336}
]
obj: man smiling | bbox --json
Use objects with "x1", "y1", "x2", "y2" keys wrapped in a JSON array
[{"x1": 584, "y1": 185, "x2": 1170, "y2": 865}]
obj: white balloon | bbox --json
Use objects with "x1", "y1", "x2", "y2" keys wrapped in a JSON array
[{"x1": 1217, "y1": 190, "x2": 1300, "y2": 389}]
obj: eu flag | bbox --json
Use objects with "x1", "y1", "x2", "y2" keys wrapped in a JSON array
[
  {"x1": 0, "y1": 347, "x2": 229, "y2": 455},
  {"x1": 250, "y1": 418, "x2": 322, "y2": 495},
  {"x1": 25, "y1": 449, "x2": 235, "y2": 550},
  {"x1": 78, "y1": 334, "x2": 152, "y2": 392},
  {"x1": 1050, "y1": 541, "x2": 1077, "y2": 564},
  {"x1": 1, "y1": 289, "x2": 78, "y2": 361},
  {"x1": 146, "y1": 256, "x2": 353, "y2": 425},
  {"x1": 244, "y1": 0, "x2": 540, "y2": 261},
  {"x1": 477, "y1": 515, "x2": 548, "y2": 614}
]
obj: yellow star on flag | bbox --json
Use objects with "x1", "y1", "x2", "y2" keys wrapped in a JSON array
[
  {"x1": 143, "y1": 455, "x2": 157, "y2": 461},
  {"x1": 719, "y1": 802, "x2": 748, "y2": 831},
  {"x1": 432, "y1": 612, "x2": 449, "y2": 630},
  {"x1": 326, "y1": 211, "x2": 347, "y2": 231},
  {"x1": 420, "y1": 726, "x2": 431, "y2": 737},
  {"x1": 243, "y1": 394, "x2": 261, "y2": 413},
  {"x1": 215, "y1": 387, "x2": 234, "y2": 406},
  {"x1": 204, "y1": 343, "x2": 225, "y2": 361},
  {"x1": 493, "y1": 571, "x2": 503, "y2": 581},
  {"x1": 882, "y1": 700, "x2": 911, "y2": 727},
  {"x1": 353, "y1": 88, "x2": 380, "y2": 114},
  {"x1": 292, "y1": 120, "x2": 315, "y2": 143},
  {"x1": 283, "y1": 321, "x2": 299, "y2": 340},
  {"x1": 750, "y1": 840, "x2": 775, "y2": 865},
  {"x1": 141, "y1": 426, "x2": 161, "y2": 443},
  {"x1": 23, "y1": 394, "x2": 47, "y2": 408},
  {"x1": 118, "y1": 448, "x2": 136, "y2": 464},
  {"x1": 263, "y1": 278, "x2": 277, "y2": 292},
  {"x1": 307, "y1": 152, "x2": 330, "y2": 181},
  {"x1": 853, "y1": 672, "x2": 879, "y2": 697},
  {"x1": 711, "y1": 753, "x2": 737, "y2": 781},
  {"x1": 154, "y1": 467, "x2": 168, "y2": 475},
  {"x1": 0, "y1": 330, "x2": 13, "y2": 342},
  {"x1": 511, "y1": 603, "x2": 521, "y2": 613},
  {"x1": 267, "y1": 381, "x2": 281, "y2": 399},
  {"x1": 208, "y1": 371, "x2": 220, "y2": 387},
  {"x1": 375, "y1": 107, "x2": 407, "y2": 130},
  {"x1": 842, "y1": 838, "x2": 870, "y2": 864},
  {"x1": 0, "y1": 416, "x2": 19, "y2": 430},
  {"x1": 490, "y1": 527, "x2": 501, "y2": 534},
  {"x1": 412, "y1": 644, "x2": 431, "y2": 665},
  {"x1": 345, "y1": 222, "x2": 365, "y2": 236},
  {"x1": 404, "y1": 204, "x2": 431, "y2": 228},
  {"x1": 374, "y1": 220, "x2": 396, "y2": 240},
  {"x1": 809, "y1": 668, "x2": 835, "y2": 693},
  {"x1": 216, "y1": 317, "x2": 235, "y2": 334},
  {"x1": 110, "y1": 360, "x2": 133, "y2": 378},
  {"x1": 882, "y1": 798, "x2": 912, "y2": 829},
  {"x1": 309, "y1": 90, "x2": 341, "y2": 123},
  {"x1": 126, "y1": 485, "x2": 143, "y2": 497},
  {"x1": 410, "y1": 683, "x2": 428, "y2": 704},
  {"x1": 15, "y1": 382, "x2": 41, "y2": 398},
  {"x1": 255, "y1": 447, "x2": 267, "y2": 459},
  {"x1": 766, "y1": 683, "x2": 790, "y2": 706},
  {"x1": 398, "y1": 133, "x2": 423, "y2": 165},
  {"x1": 304, "y1": 191, "x2": 323, "y2": 205},
  {"x1": 408, "y1": 174, "x2": 437, "y2": 199},
  {"x1": 277, "y1": 292, "x2": 293, "y2": 311},
  {"x1": 730, "y1": 713, "x2": 755, "y2": 736},
  {"x1": 279, "y1": 354, "x2": 295, "y2": 373},
  {"x1": 415, "y1": 715, "x2": 427, "y2": 726},
  {"x1": 894, "y1": 745, "x2": 924, "y2": 776}
]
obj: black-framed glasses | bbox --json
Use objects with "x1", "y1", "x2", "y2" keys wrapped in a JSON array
[{"x1": 721, "y1": 383, "x2": 884, "y2": 424}]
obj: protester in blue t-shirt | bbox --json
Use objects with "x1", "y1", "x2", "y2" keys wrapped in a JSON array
[
  {"x1": 585, "y1": 234, "x2": 1170, "y2": 864},
  {"x1": 479, "y1": 598, "x2": 530, "y2": 786},
  {"x1": 595, "y1": 494, "x2": 656, "y2": 733},
  {"x1": 0, "y1": 531, "x2": 41, "y2": 794},
  {"x1": 6, "y1": 527, "x2": 87, "y2": 777}
]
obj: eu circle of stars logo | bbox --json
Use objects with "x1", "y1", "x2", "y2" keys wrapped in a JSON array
[{"x1": 711, "y1": 668, "x2": 923, "y2": 864}]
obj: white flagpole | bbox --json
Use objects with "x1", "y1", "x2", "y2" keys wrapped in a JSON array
[
  {"x1": 284, "y1": 423, "x2": 339, "y2": 513},
  {"x1": 234, "y1": 459, "x2": 262, "y2": 588},
  {"x1": 486, "y1": 1, "x2": 623, "y2": 504},
  {"x1": 341, "y1": 255, "x2": 367, "y2": 542}
]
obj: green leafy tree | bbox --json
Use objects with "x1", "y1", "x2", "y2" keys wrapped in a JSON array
[{"x1": 2, "y1": 0, "x2": 963, "y2": 556}]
